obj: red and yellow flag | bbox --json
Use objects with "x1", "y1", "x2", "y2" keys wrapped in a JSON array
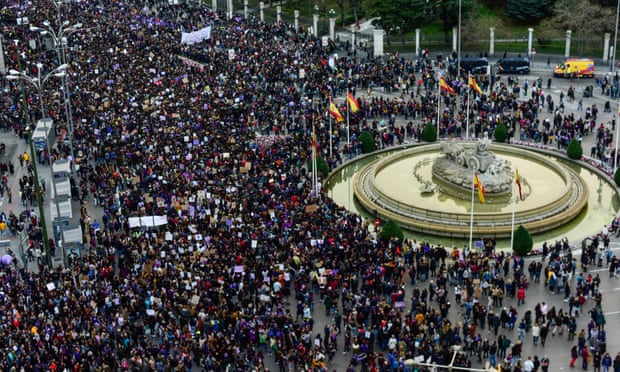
[
  {"x1": 440, "y1": 76, "x2": 456, "y2": 96},
  {"x1": 473, "y1": 173, "x2": 485, "y2": 204},
  {"x1": 312, "y1": 126, "x2": 319, "y2": 158},
  {"x1": 468, "y1": 75, "x2": 483, "y2": 95},
  {"x1": 329, "y1": 99, "x2": 344, "y2": 122},
  {"x1": 515, "y1": 169, "x2": 523, "y2": 201},
  {"x1": 347, "y1": 92, "x2": 360, "y2": 113}
]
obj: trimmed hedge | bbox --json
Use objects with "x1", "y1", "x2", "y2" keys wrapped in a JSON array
[
  {"x1": 513, "y1": 225, "x2": 533, "y2": 256},
  {"x1": 422, "y1": 123, "x2": 437, "y2": 142},
  {"x1": 494, "y1": 122, "x2": 508, "y2": 142},
  {"x1": 359, "y1": 131, "x2": 375, "y2": 153},
  {"x1": 380, "y1": 219, "x2": 404, "y2": 242},
  {"x1": 567, "y1": 139, "x2": 583, "y2": 160}
]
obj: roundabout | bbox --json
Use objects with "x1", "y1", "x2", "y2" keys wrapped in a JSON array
[{"x1": 325, "y1": 142, "x2": 619, "y2": 245}]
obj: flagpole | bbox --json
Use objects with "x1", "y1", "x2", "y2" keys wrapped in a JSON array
[
  {"x1": 329, "y1": 100, "x2": 333, "y2": 158},
  {"x1": 510, "y1": 172, "x2": 517, "y2": 252},
  {"x1": 614, "y1": 101, "x2": 620, "y2": 173},
  {"x1": 312, "y1": 119, "x2": 317, "y2": 198},
  {"x1": 468, "y1": 170, "x2": 475, "y2": 256},
  {"x1": 466, "y1": 72, "x2": 471, "y2": 140},
  {"x1": 346, "y1": 88, "x2": 350, "y2": 148},
  {"x1": 437, "y1": 79, "x2": 441, "y2": 139}
]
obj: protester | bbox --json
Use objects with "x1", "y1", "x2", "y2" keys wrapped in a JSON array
[{"x1": 0, "y1": 0, "x2": 617, "y2": 371}]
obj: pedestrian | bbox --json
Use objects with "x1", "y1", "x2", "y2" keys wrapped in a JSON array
[
  {"x1": 540, "y1": 322, "x2": 549, "y2": 347},
  {"x1": 570, "y1": 345, "x2": 579, "y2": 368},
  {"x1": 523, "y1": 355, "x2": 534, "y2": 372},
  {"x1": 531, "y1": 323, "x2": 540, "y2": 346},
  {"x1": 603, "y1": 352, "x2": 612, "y2": 372},
  {"x1": 489, "y1": 340, "x2": 498, "y2": 368},
  {"x1": 594, "y1": 351, "x2": 602, "y2": 372},
  {"x1": 614, "y1": 352, "x2": 620, "y2": 372},
  {"x1": 540, "y1": 355, "x2": 550, "y2": 372},
  {"x1": 517, "y1": 286, "x2": 526, "y2": 305},
  {"x1": 583, "y1": 346, "x2": 591, "y2": 370}
]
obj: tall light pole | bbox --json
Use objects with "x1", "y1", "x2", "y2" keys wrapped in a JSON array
[
  {"x1": 7, "y1": 63, "x2": 68, "y2": 268},
  {"x1": 30, "y1": 20, "x2": 82, "y2": 172},
  {"x1": 613, "y1": 0, "x2": 619, "y2": 72},
  {"x1": 457, "y1": 0, "x2": 462, "y2": 76}
]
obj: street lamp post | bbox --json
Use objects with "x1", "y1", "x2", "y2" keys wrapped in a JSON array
[
  {"x1": 7, "y1": 63, "x2": 68, "y2": 268},
  {"x1": 457, "y1": 0, "x2": 462, "y2": 76},
  {"x1": 30, "y1": 20, "x2": 82, "y2": 172},
  {"x1": 328, "y1": 8, "x2": 336, "y2": 41},
  {"x1": 313, "y1": 5, "x2": 320, "y2": 38},
  {"x1": 613, "y1": 0, "x2": 620, "y2": 72}
]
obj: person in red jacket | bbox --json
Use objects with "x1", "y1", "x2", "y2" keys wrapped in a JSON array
[
  {"x1": 517, "y1": 286, "x2": 526, "y2": 306},
  {"x1": 582, "y1": 345, "x2": 591, "y2": 370}
]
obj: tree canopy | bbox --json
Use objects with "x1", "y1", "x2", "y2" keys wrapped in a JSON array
[
  {"x1": 362, "y1": 0, "x2": 432, "y2": 34},
  {"x1": 538, "y1": 0, "x2": 615, "y2": 54},
  {"x1": 505, "y1": 0, "x2": 554, "y2": 22}
]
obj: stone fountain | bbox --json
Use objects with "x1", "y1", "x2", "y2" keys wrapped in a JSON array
[{"x1": 432, "y1": 138, "x2": 513, "y2": 196}]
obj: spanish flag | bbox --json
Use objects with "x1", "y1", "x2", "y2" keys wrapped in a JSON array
[
  {"x1": 473, "y1": 173, "x2": 485, "y2": 204},
  {"x1": 468, "y1": 75, "x2": 483, "y2": 95},
  {"x1": 312, "y1": 125, "x2": 319, "y2": 158},
  {"x1": 515, "y1": 169, "x2": 523, "y2": 201},
  {"x1": 329, "y1": 99, "x2": 344, "y2": 122},
  {"x1": 440, "y1": 76, "x2": 456, "y2": 96},
  {"x1": 347, "y1": 92, "x2": 360, "y2": 113}
]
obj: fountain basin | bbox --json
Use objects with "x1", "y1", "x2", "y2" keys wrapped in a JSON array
[{"x1": 353, "y1": 143, "x2": 589, "y2": 239}]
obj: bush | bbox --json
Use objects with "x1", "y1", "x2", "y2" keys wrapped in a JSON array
[
  {"x1": 422, "y1": 123, "x2": 437, "y2": 142},
  {"x1": 512, "y1": 225, "x2": 534, "y2": 256},
  {"x1": 359, "y1": 131, "x2": 375, "y2": 153},
  {"x1": 567, "y1": 139, "x2": 583, "y2": 160},
  {"x1": 380, "y1": 219, "x2": 404, "y2": 242},
  {"x1": 494, "y1": 122, "x2": 508, "y2": 142},
  {"x1": 615, "y1": 168, "x2": 620, "y2": 187},
  {"x1": 308, "y1": 156, "x2": 329, "y2": 177}
]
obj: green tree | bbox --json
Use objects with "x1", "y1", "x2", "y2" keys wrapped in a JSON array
[
  {"x1": 591, "y1": 0, "x2": 616, "y2": 5},
  {"x1": 380, "y1": 219, "x2": 404, "y2": 242},
  {"x1": 462, "y1": 4, "x2": 508, "y2": 45},
  {"x1": 478, "y1": 0, "x2": 508, "y2": 7},
  {"x1": 538, "y1": 0, "x2": 614, "y2": 55},
  {"x1": 567, "y1": 139, "x2": 583, "y2": 159},
  {"x1": 432, "y1": 0, "x2": 474, "y2": 46},
  {"x1": 615, "y1": 168, "x2": 620, "y2": 187},
  {"x1": 494, "y1": 122, "x2": 508, "y2": 142},
  {"x1": 505, "y1": 0, "x2": 554, "y2": 22},
  {"x1": 363, "y1": 0, "x2": 432, "y2": 37},
  {"x1": 348, "y1": 0, "x2": 362, "y2": 25},
  {"x1": 513, "y1": 225, "x2": 534, "y2": 256},
  {"x1": 422, "y1": 123, "x2": 437, "y2": 142},
  {"x1": 308, "y1": 156, "x2": 329, "y2": 177},
  {"x1": 359, "y1": 131, "x2": 375, "y2": 153}
]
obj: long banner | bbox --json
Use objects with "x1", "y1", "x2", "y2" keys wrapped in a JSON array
[
  {"x1": 181, "y1": 26, "x2": 211, "y2": 45},
  {"x1": 129, "y1": 216, "x2": 168, "y2": 228}
]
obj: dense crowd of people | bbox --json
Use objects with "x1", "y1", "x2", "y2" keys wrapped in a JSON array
[{"x1": 0, "y1": 0, "x2": 619, "y2": 371}]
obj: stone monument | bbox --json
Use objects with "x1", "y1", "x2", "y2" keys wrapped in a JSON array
[{"x1": 432, "y1": 139, "x2": 514, "y2": 196}]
